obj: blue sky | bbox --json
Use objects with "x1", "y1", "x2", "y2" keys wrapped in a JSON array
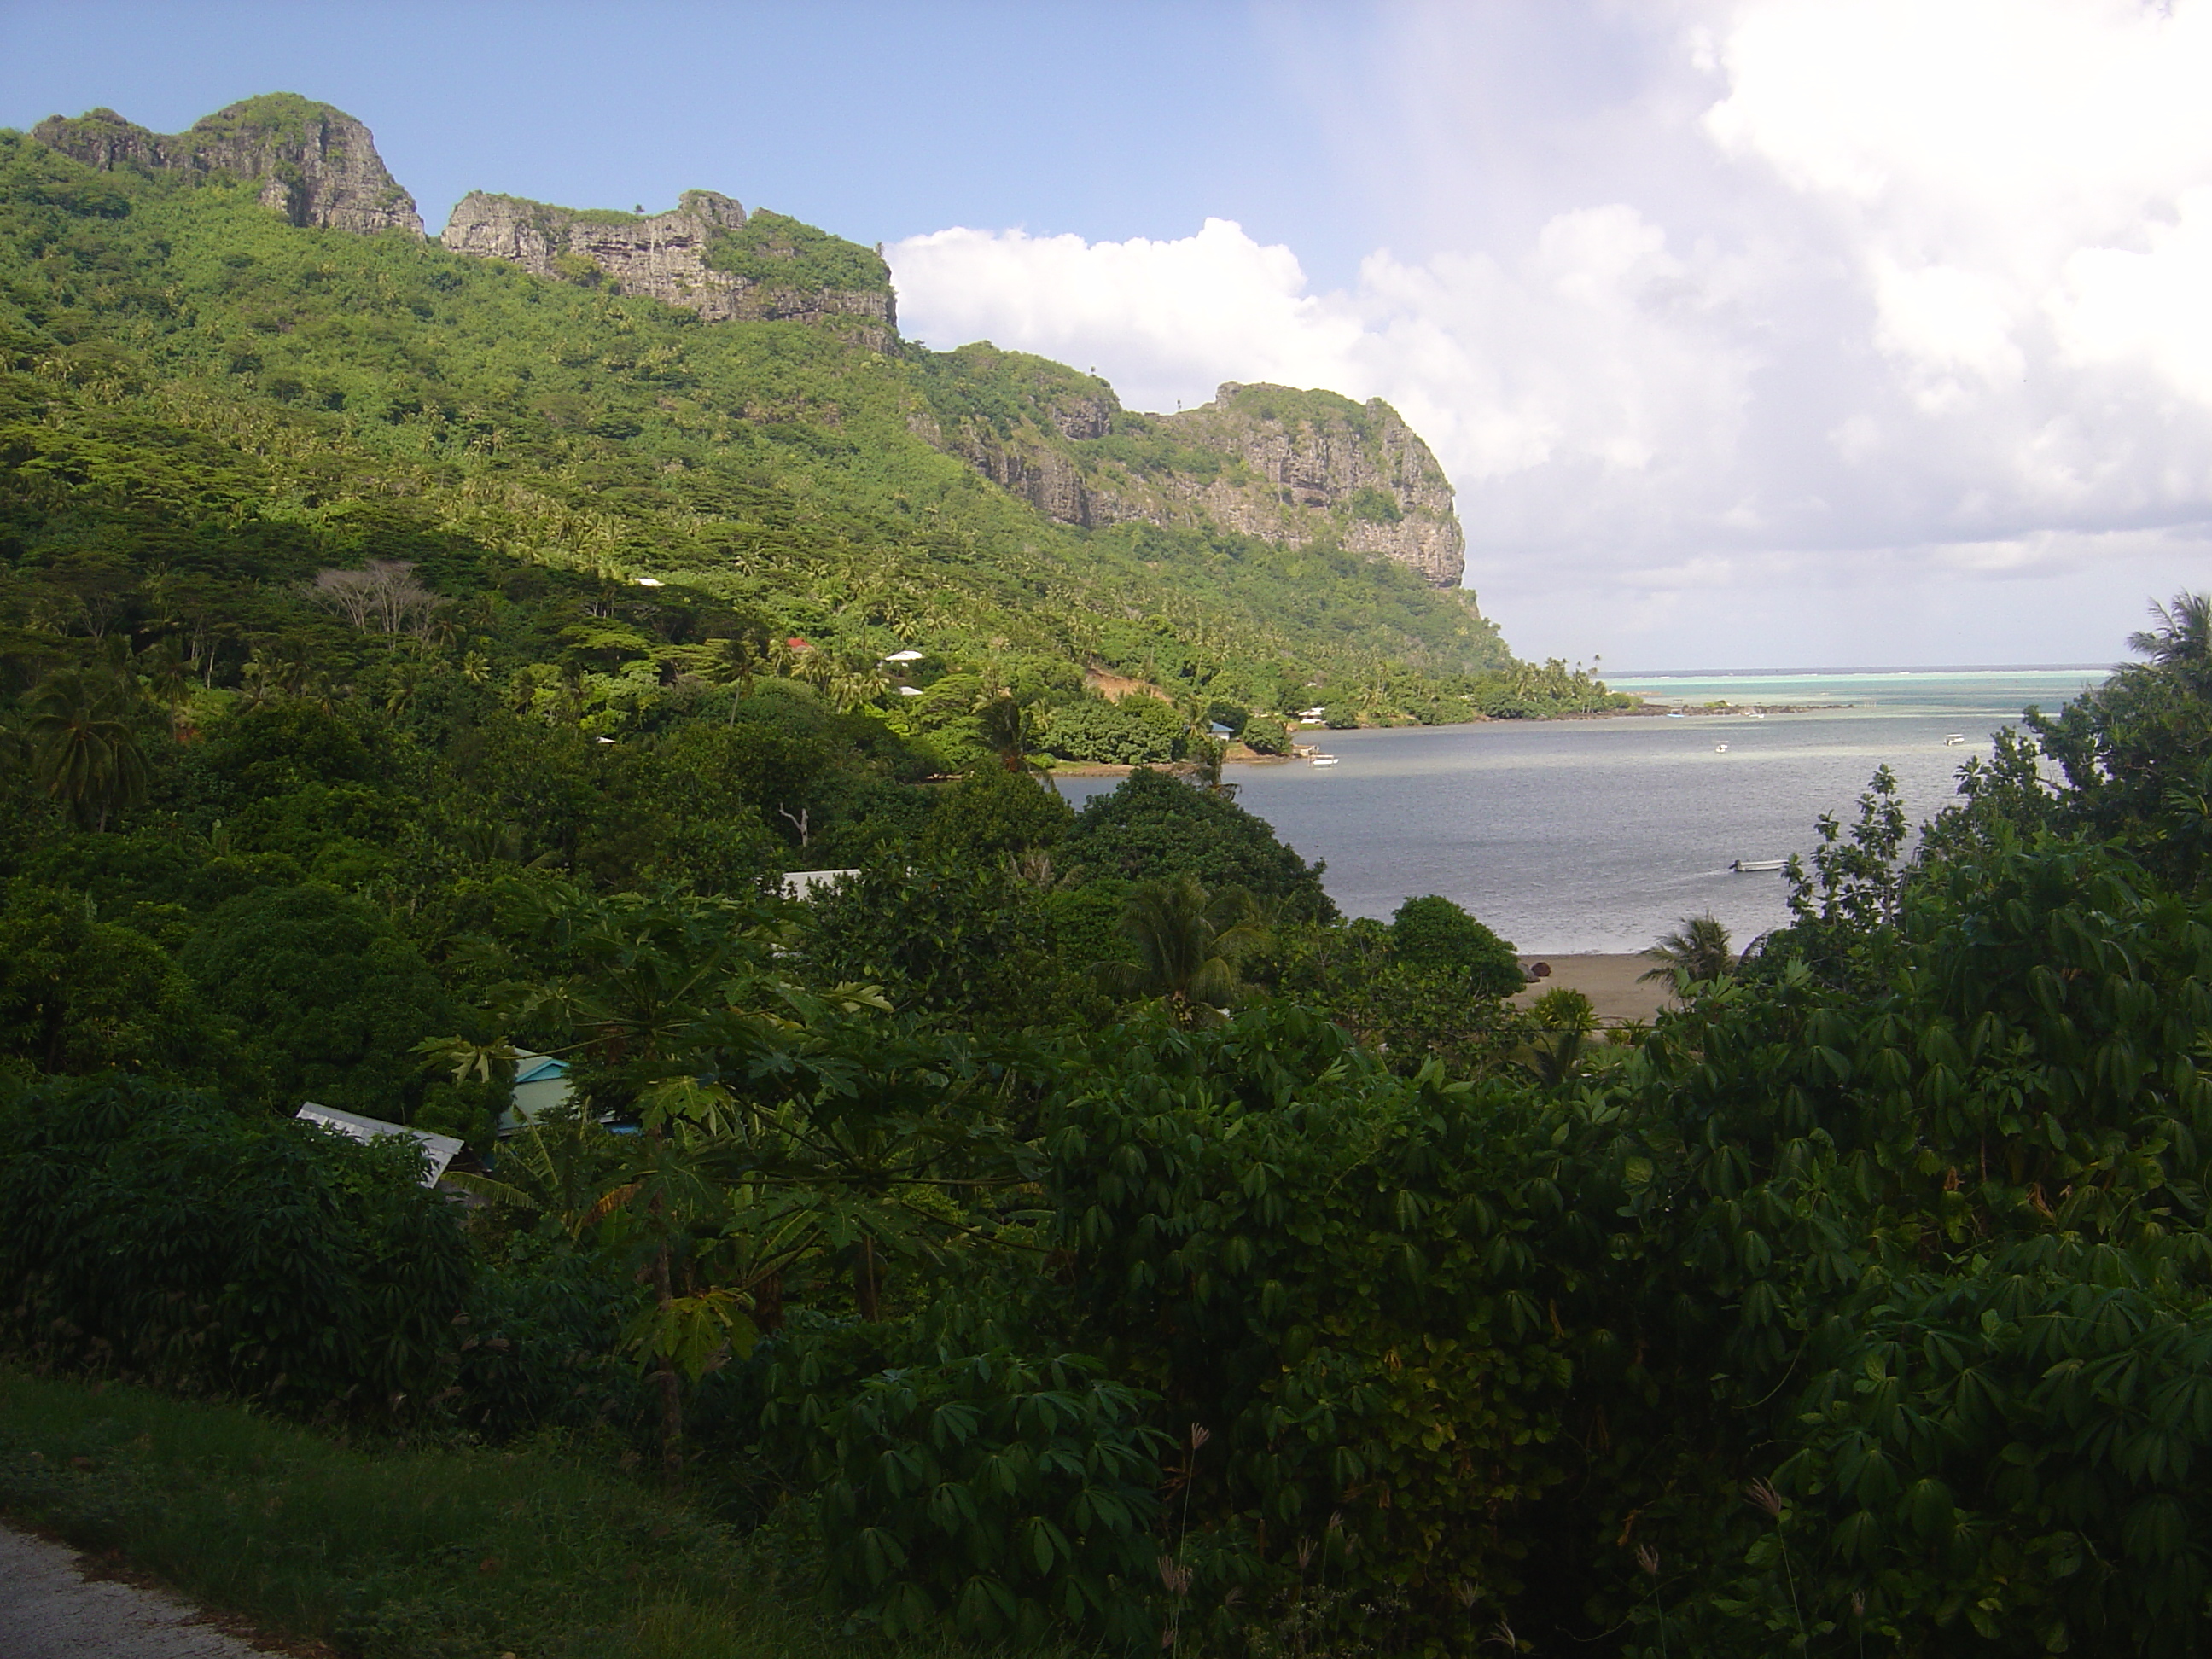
[
  {"x1": 5, "y1": 1, "x2": 2211, "y2": 671},
  {"x1": 0, "y1": 3, "x2": 1377, "y2": 275}
]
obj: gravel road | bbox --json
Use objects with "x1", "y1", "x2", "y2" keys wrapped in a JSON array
[{"x1": 0, "y1": 1524, "x2": 271, "y2": 1657}]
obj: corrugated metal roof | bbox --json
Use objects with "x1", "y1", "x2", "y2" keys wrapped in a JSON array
[{"x1": 296, "y1": 1103, "x2": 463, "y2": 1185}]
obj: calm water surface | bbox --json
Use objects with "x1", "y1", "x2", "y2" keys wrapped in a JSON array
[{"x1": 1060, "y1": 669, "x2": 2112, "y2": 954}]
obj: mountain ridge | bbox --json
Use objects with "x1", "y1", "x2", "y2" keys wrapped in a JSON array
[
  {"x1": 0, "y1": 95, "x2": 1630, "y2": 746},
  {"x1": 31, "y1": 94, "x2": 422, "y2": 237},
  {"x1": 911, "y1": 347, "x2": 1465, "y2": 587},
  {"x1": 27, "y1": 93, "x2": 1467, "y2": 594},
  {"x1": 439, "y1": 189, "x2": 899, "y2": 349}
]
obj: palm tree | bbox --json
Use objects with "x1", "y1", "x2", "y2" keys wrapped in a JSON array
[
  {"x1": 2129, "y1": 592, "x2": 2212, "y2": 688},
  {"x1": 1639, "y1": 913, "x2": 1735, "y2": 992},
  {"x1": 1183, "y1": 733, "x2": 1238, "y2": 800},
  {"x1": 1516, "y1": 986, "x2": 1600, "y2": 1086},
  {"x1": 711, "y1": 622, "x2": 773, "y2": 723},
  {"x1": 1099, "y1": 876, "x2": 1271, "y2": 1025},
  {"x1": 24, "y1": 666, "x2": 149, "y2": 831},
  {"x1": 137, "y1": 639, "x2": 195, "y2": 727},
  {"x1": 975, "y1": 693, "x2": 1040, "y2": 776}
]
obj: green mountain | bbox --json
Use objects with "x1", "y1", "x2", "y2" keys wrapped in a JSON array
[{"x1": 1, "y1": 95, "x2": 1621, "y2": 753}]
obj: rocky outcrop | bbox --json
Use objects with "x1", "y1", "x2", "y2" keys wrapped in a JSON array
[
  {"x1": 915, "y1": 353, "x2": 1115, "y2": 523},
  {"x1": 921, "y1": 352, "x2": 1466, "y2": 588},
  {"x1": 1144, "y1": 384, "x2": 1465, "y2": 587},
  {"x1": 32, "y1": 96, "x2": 422, "y2": 236},
  {"x1": 439, "y1": 191, "x2": 897, "y2": 346}
]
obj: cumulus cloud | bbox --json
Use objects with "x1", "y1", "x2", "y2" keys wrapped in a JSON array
[
  {"x1": 893, "y1": 204, "x2": 1756, "y2": 551},
  {"x1": 888, "y1": 219, "x2": 1357, "y2": 415},
  {"x1": 2054, "y1": 187, "x2": 2212, "y2": 405},
  {"x1": 889, "y1": 0, "x2": 2212, "y2": 667}
]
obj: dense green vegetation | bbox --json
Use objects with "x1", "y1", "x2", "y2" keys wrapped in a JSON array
[
  {"x1": 0, "y1": 121, "x2": 1622, "y2": 773},
  {"x1": 705, "y1": 208, "x2": 894, "y2": 294},
  {"x1": 20, "y1": 107, "x2": 2212, "y2": 1659},
  {"x1": 16, "y1": 579, "x2": 2212, "y2": 1656},
  {"x1": 0, "y1": 1365, "x2": 890, "y2": 1659}
]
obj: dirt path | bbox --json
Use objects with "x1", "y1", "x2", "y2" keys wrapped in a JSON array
[{"x1": 0, "y1": 1523, "x2": 272, "y2": 1658}]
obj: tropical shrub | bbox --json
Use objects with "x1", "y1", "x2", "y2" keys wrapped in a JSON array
[
  {"x1": 0, "y1": 880, "x2": 208, "y2": 1077},
  {"x1": 777, "y1": 1348, "x2": 1167, "y2": 1645},
  {"x1": 1388, "y1": 893, "x2": 1523, "y2": 997},
  {"x1": 178, "y1": 883, "x2": 457, "y2": 1120},
  {"x1": 1064, "y1": 768, "x2": 1336, "y2": 921},
  {"x1": 1041, "y1": 1005, "x2": 1584, "y2": 1650},
  {"x1": 1041, "y1": 696, "x2": 1182, "y2": 765},
  {"x1": 0, "y1": 1074, "x2": 472, "y2": 1410},
  {"x1": 920, "y1": 767, "x2": 1073, "y2": 865}
]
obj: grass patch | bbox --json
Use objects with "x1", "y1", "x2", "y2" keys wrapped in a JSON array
[{"x1": 0, "y1": 1365, "x2": 865, "y2": 1659}]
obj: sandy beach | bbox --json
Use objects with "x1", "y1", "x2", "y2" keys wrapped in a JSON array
[{"x1": 1511, "y1": 954, "x2": 1672, "y2": 1025}]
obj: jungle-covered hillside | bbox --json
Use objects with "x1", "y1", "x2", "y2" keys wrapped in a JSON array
[{"x1": 0, "y1": 103, "x2": 1624, "y2": 764}]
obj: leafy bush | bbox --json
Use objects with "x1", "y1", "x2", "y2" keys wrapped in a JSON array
[
  {"x1": 1064, "y1": 768, "x2": 1336, "y2": 921},
  {"x1": 799, "y1": 864, "x2": 1074, "y2": 1027},
  {"x1": 772, "y1": 1347, "x2": 1167, "y2": 1645},
  {"x1": 1260, "y1": 918, "x2": 1525, "y2": 1076},
  {"x1": 921, "y1": 768, "x2": 1073, "y2": 864},
  {"x1": 1041, "y1": 696, "x2": 1181, "y2": 765},
  {"x1": 0, "y1": 880, "x2": 209, "y2": 1076},
  {"x1": 1388, "y1": 893, "x2": 1522, "y2": 997},
  {"x1": 0, "y1": 1074, "x2": 472, "y2": 1410},
  {"x1": 1040, "y1": 1004, "x2": 1578, "y2": 1649},
  {"x1": 179, "y1": 883, "x2": 457, "y2": 1119},
  {"x1": 450, "y1": 1243, "x2": 643, "y2": 1441},
  {"x1": 1773, "y1": 1240, "x2": 2212, "y2": 1655}
]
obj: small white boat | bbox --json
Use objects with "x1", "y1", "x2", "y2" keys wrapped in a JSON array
[
  {"x1": 1944, "y1": 733, "x2": 1967, "y2": 746},
  {"x1": 1309, "y1": 754, "x2": 1340, "y2": 767},
  {"x1": 1714, "y1": 742, "x2": 1729, "y2": 753},
  {"x1": 1732, "y1": 859, "x2": 1786, "y2": 873}
]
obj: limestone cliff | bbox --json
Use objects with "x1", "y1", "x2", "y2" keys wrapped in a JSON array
[
  {"x1": 439, "y1": 191, "x2": 896, "y2": 347},
  {"x1": 918, "y1": 347, "x2": 1466, "y2": 589},
  {"x1": 31, "y1": 95, "x2": 422, "y2": 236}
]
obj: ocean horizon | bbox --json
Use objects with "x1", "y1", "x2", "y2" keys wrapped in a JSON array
[{"x1": 1608, "y1": 663, "x2": 2115, "y2": 678}]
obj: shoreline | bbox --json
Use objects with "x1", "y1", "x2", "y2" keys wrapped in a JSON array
[
  {"x1": 1511, "y1": 953, "x2": 1672, "y2": 1025},
  {"x1": 1041, "y1": 702, "x2": 1843, "y2": 777}
]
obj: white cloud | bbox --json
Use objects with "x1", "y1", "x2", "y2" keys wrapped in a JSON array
[
  {"x1": 1869, "y1": 259, "x2": 2023, "y2": 400},
  {"x1": 890, "y1": 0, "x2": 2212, "y2": 668},
  {"x1": 888, "y1": 218, "x2": 1360, "y2": 415},
  {"x1": 2054, "y1": 187, "x2": 2212, "y2": 405},
  {"x1": 892, "y1": 203, "x2": 1755, "y2": 542},
  {"x1": 1708, "y1": 0, "x2": 2212, "y2": 416}
]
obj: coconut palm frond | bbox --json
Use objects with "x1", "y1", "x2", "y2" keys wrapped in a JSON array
[{"x1": 1639, "y1": 913, "x2": 1735, "y2": 988}]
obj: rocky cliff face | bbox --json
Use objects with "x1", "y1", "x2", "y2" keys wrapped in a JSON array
[
  {"x1": 32, "y1": 96, "x2": 422, "y2": 236},
  {"x1": 1149, "y1": 384, "x2": 1465, "y2": 587},
  {"x1": 439, "y1": 191, "x2": 897, "y2": 347},
  {"x1": 919, "y1": 351, "x2": 1466, "y2": 588}
]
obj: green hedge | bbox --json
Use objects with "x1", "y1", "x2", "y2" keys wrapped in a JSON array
[{"x1": 0, "y1": 1074, "x2": 472, "y2": 1412}]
